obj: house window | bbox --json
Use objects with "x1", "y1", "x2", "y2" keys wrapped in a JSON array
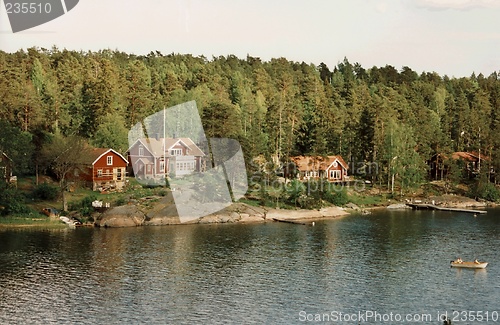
[
  {"x1": 305, "y1": 171, "x2": 318, "y2": 178},
  {"x1": 107, "y1": 156, "x2": 113, "y2": 165},
  {"x1": 97, "y1": 169, "x2": 103, "y2": 177},
  {"x1": 160, "y1": 160, "x2": 165, "y2": 172},
  {"x1": 170, "y1": 149, "x2": 182, "y2": 156},
  {"x1": 175, "y1": 162, "x2": 194, "y2": 171},
  {"x1": 139, "y1": 145, "x2": 144, "y2": 156},
  {"x1": 117, "y1": 168, "x2": 123, "y2": 180},
  {"x1": 330, "y1": 170, "x2": 341, "y2": 179}
]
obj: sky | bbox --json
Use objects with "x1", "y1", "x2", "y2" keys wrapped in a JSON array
[{"x1": 1, "y1": 0, "x2": 500, "y2": 78}]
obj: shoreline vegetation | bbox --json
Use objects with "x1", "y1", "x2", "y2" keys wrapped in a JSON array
[
  {"x1": 1, "y1": 177, "x2": 496, "y2": 229},
  {"x1": 1, "y1": 49, "x2": 500, "y2": 227}
]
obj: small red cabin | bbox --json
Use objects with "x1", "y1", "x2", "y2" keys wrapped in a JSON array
[{"x1": 77, "y1": 148, "x2": 129, "y2": 191}]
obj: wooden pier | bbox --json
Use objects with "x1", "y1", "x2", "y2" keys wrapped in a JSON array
[{"x1": 406, "y1": 203, "x2": 487, "y2": 214}]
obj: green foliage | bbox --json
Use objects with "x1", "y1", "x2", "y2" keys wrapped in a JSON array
[
  {"x1": 0, "y1": 183, "x2": 32, "y2": 216},
  {"x1": 32, "y1": 182, "x2": 59, "y2": 201},
  {"x1": 347, "y1": 192, "x2": 383, "y2": 207},
  {"x1": 468, "y1": 180, "x2": 500, "y2": 202},
  {"x1": 324, "y1": 185, "x2": 349, "y2": 206},
  {"x1": 285, "y1": 179, "x2": 306, "y2": 206},
  {"x1": 1, "y1": 48, "x2": 500, "y2": 195},
  {"x1": 114, "y1": 196, "x2": 127, "y2": 206},
  {"x1": 91, "y1": 113, "x2": 129, "y2": 153},
  {"x1": 0, "y1": 120, "x2": 35, "y2": 175},
  {"x1": 383, "y1": 120, "x2": 426, "y2": 195},
  {"x1": 283, "y1": 179, "x2": 350, "y2": 208},
  {"x1": 69, "y1": 194, "x2": 98, "y2": 216}
]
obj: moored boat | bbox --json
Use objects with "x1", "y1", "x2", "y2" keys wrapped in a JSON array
[{"x1": 450, "y1": 261, "x2": 488, "y2": 269}]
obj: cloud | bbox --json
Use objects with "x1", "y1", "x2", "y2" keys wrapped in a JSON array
[{"x1": 415, "y1": 0, "x2": 500, "y2": 10}]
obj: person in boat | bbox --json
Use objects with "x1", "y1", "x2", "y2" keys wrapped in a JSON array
[
  {"x1": 474, "y1": 259, "x2": 480, "y2": 264},
  {"x1": 455, "y1": 258, "x2": 463, "y2": 263}
]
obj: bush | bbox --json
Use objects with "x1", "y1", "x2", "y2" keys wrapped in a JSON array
[
  {"x1": 32, "y1": 182, "x2": 59, "y2": 201},
  {"x1": 114, "y1": 196, "x2": 127, "y2": 206},
  {"x1": 324, "y1": 185, "x2": 349, "y2": 206},
  {"x1": 69, "y1": 194, "x2": 98, "y2": 216},
  {"x1": 285, "y1": 179, "x2": 306, "y2": 206},
  {"x1": 0, "y1": 184, "x2": 32, "y2": 215},
  {"x1": 469, "y1": 181, "x2": 500, "y2": 202}
]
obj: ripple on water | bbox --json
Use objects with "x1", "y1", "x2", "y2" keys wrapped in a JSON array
[{"x1": 1, "y1": 210, "x2": 500, "y2": 323}]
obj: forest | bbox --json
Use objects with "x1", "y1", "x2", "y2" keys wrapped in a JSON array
[{"x1": 1, "y1": 47, "x2": 499, "y2": 202}]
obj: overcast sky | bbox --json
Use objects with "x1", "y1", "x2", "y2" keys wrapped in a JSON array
[{"x1": 1, "y1": 0, "x2": 499, "y2": 77}]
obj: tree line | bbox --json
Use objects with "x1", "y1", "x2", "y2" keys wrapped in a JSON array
[{"x1": 1, "y1": 47, "x2": 499, "y2": 195}]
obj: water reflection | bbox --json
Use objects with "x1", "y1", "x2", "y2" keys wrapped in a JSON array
[{"x1": 1, "y1": 209, "x2": 499, "y2": 323}]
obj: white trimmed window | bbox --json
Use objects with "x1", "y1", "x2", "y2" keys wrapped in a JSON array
[
  {"x1": 330, "y1": 170, "x2": 341, "y2": 179},
  {"x1": 97, "y1": 169, "x2": 103, "y2": 177},
  {"x1": 139, "y1": 145, "x2": 144, "y2": 156},
  {"x1": 107, "y1": 156, "x2": 113, "y2": 165},
  {"x1": 170, "y1": 149, "x2": 182, "y2": 156}
]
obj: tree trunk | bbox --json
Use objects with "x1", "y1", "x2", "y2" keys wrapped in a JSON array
[
  {"x1": 62, "y1": 190, "x2": 68, "y2": 212},
  {"x1": 60, "y1": 178, "x2": 68, "y2": 212},
  {"x1": 391, "y1": 172, "x2": 395, "y2": 195}
]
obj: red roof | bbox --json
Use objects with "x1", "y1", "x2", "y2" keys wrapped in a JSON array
[
  {"x1": 290, "y1": 155, "x2": 348, "y2": 171},
  {"x1": 87, "y1": 148, "x2": 129, "y2": 165},
  {"x1": 451, "y1": 151, "x2": 489, "y2": 162}
]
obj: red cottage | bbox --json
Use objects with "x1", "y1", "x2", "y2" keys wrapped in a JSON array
[
  {"x1": 77, "y1": 148, "x2": 129, "y2": 191},
  {"x1": 289, "y1": 155, "x2": 349, "y2": 182}
]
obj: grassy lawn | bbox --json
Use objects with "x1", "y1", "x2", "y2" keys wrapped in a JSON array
[
  {"x1": 0, "y1": 215, "x2": 66, "y2": 228},
  {"x1": 347, "y1": 191, "x2": 386, "y2": 207}
]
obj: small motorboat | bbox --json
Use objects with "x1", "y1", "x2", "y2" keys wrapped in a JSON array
[{"x1": 450, "y1": 260, "x2": 488, "y2": 269}]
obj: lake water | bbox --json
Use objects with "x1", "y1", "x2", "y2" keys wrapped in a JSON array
[{"x1": 1, "y1": 208, "x2": 499, "y2": 324}]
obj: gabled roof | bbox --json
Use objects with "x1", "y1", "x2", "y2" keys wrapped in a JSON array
[
  {"x1": 129, "y1": 137, "x2": 205, "y2": 157},
  {"x1": 451, "y1": 151, "x2": 489, "y2": 162},
  {"x1": 290, "y1": 155, "x2": 348, "y2": 171},
  {"x1": 0, "y1": 151, "x2": 12, "y2": 163},
  {"x1": 129, "y1": 138, "x2": 163, "y2": 156},
  {"x1": 176, "y1": 138, "x2": 205, "y2": 157},
  {"x1": 89, "y1": 148, "x2": 129, "y2": 165}
]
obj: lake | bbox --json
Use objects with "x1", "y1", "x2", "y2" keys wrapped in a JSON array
[{"x1": 1, "y1": 208, "x2": 499, "y2": 324}]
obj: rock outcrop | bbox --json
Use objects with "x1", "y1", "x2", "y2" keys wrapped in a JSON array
[
  {"x1": 95, "y1": 205, "x2": 145, "y2": 227},
  {"x1": 94, "y1": 189, "x2": 349, "y2": 227}
]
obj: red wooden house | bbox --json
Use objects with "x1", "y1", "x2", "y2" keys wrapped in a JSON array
[
  {"x1": 127, "y1": 137, "x2": 205, "y2": 181},
  {"x1": 75, "y1": 148, "x2": 129, "y2": 191},
  {"x1": 288, "y1": 155, "x2": 349, "y2": 182},
  {"x1": 429, "y1": 151, "x2": 492, "y2": 180}
]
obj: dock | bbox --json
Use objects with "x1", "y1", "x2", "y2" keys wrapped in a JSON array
[{"x1": 406, "y1": 203, "x2": 487, "y2": 214}]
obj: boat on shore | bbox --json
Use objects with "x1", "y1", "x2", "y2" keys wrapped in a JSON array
[{"x1": 450, "y1": 261, "x2": 488, "y2": 269}]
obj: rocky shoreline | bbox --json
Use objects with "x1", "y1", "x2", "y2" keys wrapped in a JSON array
[
  {"x1": 92, "y1": 193, "x2": 496, "y2": 228},
  {"x1": 3, "y1": 193, "x2": 493, "y2": 229},
  {"x1": 94, "y1": 198, "x2": 350, "y2": 227},
  {"x1": 386, "y1": 194, "x2": 495, "y2": 210}
]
